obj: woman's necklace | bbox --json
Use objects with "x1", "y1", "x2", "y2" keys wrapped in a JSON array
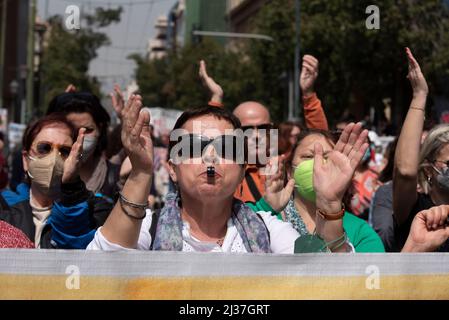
[{"x1": 190, "y1": 228, "x2": 226, "y2": 247}]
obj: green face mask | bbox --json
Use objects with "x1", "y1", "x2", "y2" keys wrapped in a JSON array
[{"x1": 293, "y1": 159, "x2": 316, "y2": 203}]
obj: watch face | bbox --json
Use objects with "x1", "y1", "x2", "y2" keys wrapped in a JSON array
[{"x1": 294, "y1": 234, "x2": 328, "y2": 253}]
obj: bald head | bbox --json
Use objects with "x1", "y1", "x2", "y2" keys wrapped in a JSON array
[{"x1": 233, "y1": 101, "x2": 271, "y2": 127}]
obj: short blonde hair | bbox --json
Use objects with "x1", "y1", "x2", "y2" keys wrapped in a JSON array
[{"x1": 418, "y1": 124, "x2": 449, "y2": 193}]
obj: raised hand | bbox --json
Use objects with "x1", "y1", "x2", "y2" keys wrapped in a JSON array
[
  {"x1": 263, "y1": 156, "x2": 295, "y2": 212},
  {"x1": 406, "y1": 47, "x2": 428, "y2": 97},
  {"x1": 314, "y1": 122, "x2": 369, "y2": 213},
  {"x1": 62, "y1": 128, "x2": 85, "y2": 184},
  {"x1": 300, "y1": 55, "x2": 319, "y2": 98},
  {"x1": 111, "y1": 84, "x2": 125, "y2": 120},
  {"x1": 65, "y1": 84, "x2": 77, "y2": 93},
  {"x1": 199, "y1": 60, "x2": 223, "y2": 104},
  {"x1": 403, "y1": 205, "x2": 449, "y2": 252},
  {"x1": 121, "y1": 95, "x2": 153, "y2": 176}
]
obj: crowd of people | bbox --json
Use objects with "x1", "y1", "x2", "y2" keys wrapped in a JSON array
[{"x1": 0, "y1": 47, "x2": 448, "y2": 254}]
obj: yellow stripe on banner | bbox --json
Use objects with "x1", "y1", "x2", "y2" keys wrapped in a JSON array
[{"x1": 1, "y1": 274, "x2": 449, "y2": 299}]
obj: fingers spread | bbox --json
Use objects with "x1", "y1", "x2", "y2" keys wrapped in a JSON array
[
  {"x1": 342, "y1": 122, "x2": 363, "y2": 156},
  {"x1": 335, "y1": 122, "x2": 355, "y2": 153},
  {"x1": 348, "y1": 129, "x2": 369, "y2": 159},
  {"x1": 349, "y1": 142, "x2": 369, "y2": 169}
]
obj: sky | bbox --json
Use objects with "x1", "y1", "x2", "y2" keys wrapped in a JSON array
[{"x1": 37, "y1": 0, "x2": 177, "y2": 95}]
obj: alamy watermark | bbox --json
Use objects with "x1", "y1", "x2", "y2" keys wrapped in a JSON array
[
  {"x1": 65, "y1": 265, "x2": 80, "y2": 290},
  {"x1": 365, "y1": 265, "x2": 380, "y2": 290},
  {"x1": 65, "y1": 5, "x2": 81, "y2": 30},
  {"x1": 366, "y1": 5, "x2": 380, "y2": 30}
]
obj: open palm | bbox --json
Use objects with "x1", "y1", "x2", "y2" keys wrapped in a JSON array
[
  {"x1": 314, "y1": 123, "x2": 368, "y2": 206},
  {"x1": 406, "y1": 47, "x2": 428, "y2": 97},
  {"x1": 263, "y1": 156, "x2": 295, "y2": 212},
  {"x1": 121, "y1": 95, "x2": 153, "y2": 175}
]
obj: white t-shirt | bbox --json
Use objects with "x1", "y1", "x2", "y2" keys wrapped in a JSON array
[{"x1": 87, "y1": 209, "x2": 300, "y2": 253}]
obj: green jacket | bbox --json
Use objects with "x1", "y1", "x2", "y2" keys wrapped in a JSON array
[{"x1": 246, "y1": 198, "x2": 385, "y2": 253}]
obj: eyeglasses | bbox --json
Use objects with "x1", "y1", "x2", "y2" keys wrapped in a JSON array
[
  {"x1": 32, "y1": 141, "x2": 72, "y2": 160},
  {"x1": 171, "y1": 134, "x2": 246, "y2": 163},
  {"x1": 241, "y1": 123, "x2": 273, "y2": 132}
]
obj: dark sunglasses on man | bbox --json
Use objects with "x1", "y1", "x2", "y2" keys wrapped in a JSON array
[{"x1": 241, "y1": 123, "x2": 273, "y2": 132}]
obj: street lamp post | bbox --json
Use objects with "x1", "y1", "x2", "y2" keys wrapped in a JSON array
[
  {"x1": 19, "y1": 65, "x2": 27, "y2": 124},
  {"x1": 292, "y1": 0, "x2": 301, "y2": 122},
  {"x1": 9, "y1": 80, "x2": 19, "y2": 123}
]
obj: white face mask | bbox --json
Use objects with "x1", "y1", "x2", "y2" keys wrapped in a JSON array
[
  {"x1": 81, "y1": 135, "x2": 98, "y2": 161},
  {"x1": 27, "y1": 151, "x2": 65, "y2": 198}
]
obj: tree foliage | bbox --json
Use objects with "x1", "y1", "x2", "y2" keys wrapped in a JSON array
[
  {"x1": 131, "y1": 39, "x2": 260, "y2": 112},
  {"x1": 133, "y1": 0, "x2": 449, "y2": 127},
  {"x1": 41, "y1": 7, "x2": 122, "y2": 113}
]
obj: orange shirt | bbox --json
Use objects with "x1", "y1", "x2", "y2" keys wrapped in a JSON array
[
  {"x1": 234, "y1": 165, "x2": 266, "y2": 203},
  {"x1": 234, "y1": 94, "x2": 328, "y2": 203},
  {"x1": 303, "y1": 93, "x2": 329, "y2": 130}
]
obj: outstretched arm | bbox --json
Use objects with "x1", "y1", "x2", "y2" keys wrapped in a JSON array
[
  {"x1": 393, "y1": 47, "x2": 428, "y2": 226},
  {"x1": 199, "y1": 60, "x2": 224, "y2": 106},
  {"x1": 100, "y1": 95, "x2": 153, "y2": 248},
  {"x1": 300, "y1": 55, "x2": 328, "y2": 130}
]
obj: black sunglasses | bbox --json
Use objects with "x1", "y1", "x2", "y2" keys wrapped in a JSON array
[
  {"x1": 171, "y1": 134, "x2": 246, "y2": 163},
  {"x1": 241, "y1": 123, "x2": 273, "y2": 132}
]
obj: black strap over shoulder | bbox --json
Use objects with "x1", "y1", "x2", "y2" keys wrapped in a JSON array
[
  {"x1": 149, "y1": 208, "x2": 161, "y2": 250},
  {"x1": 245, "y1": 171, "x2": 262, "y2": 201}
]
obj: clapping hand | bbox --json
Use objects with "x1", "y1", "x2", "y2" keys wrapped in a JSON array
[
  {"x1": 111, "y1": 84, "x2": 125, "y2": 120},
  {"x1": 313, "y1": 123, "x2": 369, "y2": 214},
  {"x1": 62, "y1": 128, "x2": 85, "y2": 184},
  {"x1": 264, "y1": 156, "x2": 295, "y2": 212},
  {"x1": 121, "y1": 95, "x2": 153, "y2": 176}
]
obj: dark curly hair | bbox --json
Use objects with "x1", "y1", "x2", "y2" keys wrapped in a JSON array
[{"x1": 46, "y1": 92, "x2": 110, "y2": 157}]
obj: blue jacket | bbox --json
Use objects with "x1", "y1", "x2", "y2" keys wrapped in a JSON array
[{"x1": 0, "y1": 179, "x2": 114, "y2": 249}]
